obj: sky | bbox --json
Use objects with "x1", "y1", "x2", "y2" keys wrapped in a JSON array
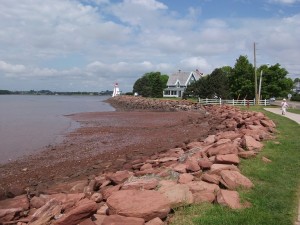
[{"x1": 0, "y1": 0, "x2": 300, "y2": 92}]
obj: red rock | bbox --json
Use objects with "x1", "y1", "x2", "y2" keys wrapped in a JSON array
[
  {"x1": 201, "y1": 173, "x2": 220, "y2": 184},
  {"x1": 122, "y1": 178, "x2": 159, "y2": 190},
  {"x1": 106, "y1": 170, "x2": 134, "y2": 184},
  {"x1": 178, "y1": 173, "x2": 194, "y2": 184},
  {"x1": 215, "y1": 154, "x2": 240, "y2": 164},
  {"x1": 0, "y1": 194, "x2": 29, "y2": 210},
  {"x1": 193, "y1": 191, "x2": 215, "y2": 203},
  {"x1": 172, "y1": 163, "x2": 187, "y2": 173},
  {"x1": 220, "y1": 170, "x2": 253, "y2": 190},
  {"x1": 238, "y1": 150, "x2": 256, "y2": 159},
  {"x1": 185, "y1": 157, "x2": 201, "y2": 172},
  {"x1": 241, "y1": 135, "x2": 263, "y2": 151},
  {"x1": 70, "y1": 180, "x2": 89, "y2": 193},
  {"x1": 100, "y1": 185, "x2": 122, "y2": 200},
  {"x1": 216, "y1": 131, "x2": 242, "y2": 141},
  {"x1": 262, "y1": 156, "x2": 272, "y2": 163},
  {"x1": 206, "y1": 142, "x2": 239, "y2": 157},
  {"x1": 106, "y1": 190, "x2": 170, "y2": 221},
  {"x1": 145, "y1": 217, "x2": 164, "y2": 225},
  {"x1": 140, "y1": 163, "x2": 153, "y2": 171},
  {"x1": 186, "y1": 181, "x2": 220, "y2": 193},
  {"x1": 29, "y1": 199, "x2": 62, "y2": 225},
  {"x1": 203, "y1": 135, "x2": 216, "y2": 145},
  {"x1": 158, "y1": 184, "x2": 193, "y2": 208},
  {"x1": 209, "y1": 164, "x2": 240, "y2": 175},
  {"x1": 102, "y1": 214, "x2": 145, "y2": 225},
  {"x1": 97, "y1": 204, "x2": 108, "y2": 215},
  {"x1": 54, "y1": 198, "x2": 98, "y2": 225},
  {"x1": 0, "y1": 207, "x2": 24, "y2": 223},
  {"x1": 93, "y1": 214, "x2": 107, "y2": 225},
  {"x1": 198, "y1": 159, "x2": 213, "y2": 169},
  {"x1": 216, "y1": 189, "x2": 243, "y2": 209},
  {"x1": 260, "y1": 119, "x2": 276, "y2": 128},
  {"x1": 186, "y1": 141, "x2": 204, "y2": 149},
  {"x1": 78, "y1": 218, "x2": 97, "y2": 225},
  {"x1": 90, "y1": 192, "x2": 103, "y2": 203}
]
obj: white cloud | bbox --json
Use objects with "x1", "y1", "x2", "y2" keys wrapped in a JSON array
[{"x1": 0, "y1": 0, "x2": 299, "y2": 91}]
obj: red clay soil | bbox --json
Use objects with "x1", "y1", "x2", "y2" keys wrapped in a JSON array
[{"x1": 0, "y1": 110, "x2": 223, "y2": 200}]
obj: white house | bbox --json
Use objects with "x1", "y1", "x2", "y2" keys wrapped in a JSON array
[{"x1": 163, "y1": 69, "x2": 203, "y2": 98}]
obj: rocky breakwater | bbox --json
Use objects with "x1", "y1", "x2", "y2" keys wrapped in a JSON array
[{"x1": 0, "y1": 96, "x2": 277, "y2": 225}]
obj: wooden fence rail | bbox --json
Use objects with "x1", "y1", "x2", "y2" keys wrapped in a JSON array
[{"x1": 198, "y1": 98, "x2": 270, "y2": 106}]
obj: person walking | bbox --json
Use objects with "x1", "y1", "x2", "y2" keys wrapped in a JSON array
[{"x1": 281, "y1": 98, "x2": 288, "y2": 115}]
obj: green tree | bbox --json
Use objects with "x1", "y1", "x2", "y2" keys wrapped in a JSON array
[
  {"x1": 133, "y1": 72, "x2": 168, "y2": 97},
  {"x1": 228, "y1": 55, "x2": 255, "y2": 99},
  {"x1": 258, "y1": 63, "x2": 293, "y2": 99}
]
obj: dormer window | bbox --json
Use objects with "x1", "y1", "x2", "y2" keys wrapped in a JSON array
[{"x1": 176, "y1": 81, "x2": 180, "y2": 87}]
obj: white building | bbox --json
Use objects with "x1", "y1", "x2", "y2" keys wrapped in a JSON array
[{"x1": 163, "y1": 70, "x2": 203, "y2": 98}]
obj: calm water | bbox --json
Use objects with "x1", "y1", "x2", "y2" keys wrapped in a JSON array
[{"x1": 0, "y1": 95, "x2": 114, "y2": 164}]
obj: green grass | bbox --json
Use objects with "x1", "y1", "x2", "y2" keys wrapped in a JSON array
[{"x1": 170, "y1": 107, "x2": 300, "y2": 225}]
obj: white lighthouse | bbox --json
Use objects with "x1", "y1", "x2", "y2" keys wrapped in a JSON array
[{"x1": 112, "y1": 83, "x2": 120, "y2": 97}]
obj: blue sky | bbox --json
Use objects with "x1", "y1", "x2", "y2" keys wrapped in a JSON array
[{"x1": 0, "y1": 0, "x2": 299, "y2": 92}]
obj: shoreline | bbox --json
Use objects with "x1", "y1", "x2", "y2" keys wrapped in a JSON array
[{"x1": 0, "y1": 98, "x2": 222, "y2": 200}]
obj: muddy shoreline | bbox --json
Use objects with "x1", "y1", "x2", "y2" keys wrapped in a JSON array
[{"x1": 0, "y1": 97, "x2": 224, "y2": 200}]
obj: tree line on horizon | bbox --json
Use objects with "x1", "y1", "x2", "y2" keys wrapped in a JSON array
[{"x1": 132, "y1": 55, "x2": 297, "y2": 100}]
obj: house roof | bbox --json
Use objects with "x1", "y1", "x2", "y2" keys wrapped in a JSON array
[{"x1": 167, "y1": 70, "x2": 203, "y2": 86}]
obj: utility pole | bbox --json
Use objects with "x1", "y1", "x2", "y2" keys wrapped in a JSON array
[{"x1": 253, "y1": 42, "x2": 258, "y2": 105}]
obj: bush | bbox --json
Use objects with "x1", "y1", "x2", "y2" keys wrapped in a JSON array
[{"x1": 291, "y1": 94, "x2": 300, "y2": 101}]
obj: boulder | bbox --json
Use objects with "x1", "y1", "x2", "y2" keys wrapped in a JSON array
[
  {"x1": 185, "y1": 157, "x2": 201, "y2": 172},
  {"x1": 193, "y1": 191, "x2": 216, "y2": 203},
  {"x1": 178, "y1": 173, "x2": 194, "y2": 184},
  {"x1": 201, "y1": 173, "x2": 220, "y2": 184},
  {"x1": 107, "y1": 190, "x2": 170, "y2": 221},
  {"x1": 102, "y1": 214, "x2": 145, "y2": 225},
  {"x1": 220, "y1": 170, "x2": 254, "y2": 190},
  {"x1": 0, "y1": 194, "x2": 29, "y2": 210},
  {"x1": 216, "y1": 189, "x2": 243, "y2": 209},
  {"x1": 53, "y1": 198, "x2": 98, "y2": 225},
  {"x1": 158, "y1": 184, "x2": 193, "y2": 208},
  {"x1": 206, "y1": 142, "x2": 239, "y2": 157},
  {"x1": 122, "y1": 178, "x2": 159, "y2": 190},
  {"x1": 106, "y1": 170, "x2": 134, "y2": 184},
  {"x1": 29, "y1": 199, "x2": 62, "y2": 225},
  {"x1": 215, "y1": 154, "x2": 240, "y2": 164},
  {"x1": 241, "y1": 135, "x2": 263, "y2": 151},
  {"x1": 145, "y1": 217, "x2": 164, "y2": 225}
]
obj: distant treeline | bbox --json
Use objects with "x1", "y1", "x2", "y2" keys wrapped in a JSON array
[{"x1": 0, "y1": 89, "x2": 113, "y2": 96}]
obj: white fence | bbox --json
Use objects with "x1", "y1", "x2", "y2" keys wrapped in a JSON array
[{"x1": 198, "y1": 98, "x2": 270, "y2": 106}]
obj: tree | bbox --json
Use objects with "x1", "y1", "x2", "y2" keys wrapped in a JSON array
[
  {"x1": 228, "y1": 55, "x2": 255, "y2": 99},
  {"x1": 133, "y1": 72, "x2": 168, "y2": 97},
  {"x1": 258, "y1": 63, "x2": 293, "y2": 99},
  {"x1": 184, "y1": 68, "x2": 230, "y2": 99}
]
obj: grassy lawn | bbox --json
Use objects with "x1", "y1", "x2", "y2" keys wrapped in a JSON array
[{"x1": 170, "y1": 106, "x2": 300, "y2": 225}]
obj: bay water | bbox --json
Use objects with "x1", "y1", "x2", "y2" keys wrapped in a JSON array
[{"x1": 0, "y1": 95, "x2": 115, "y2": 164}]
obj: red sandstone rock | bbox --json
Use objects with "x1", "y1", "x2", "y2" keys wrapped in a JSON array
[
  {"x1": 201, "y1": 173, "x2": 220, "y2": 184},
  {"x1": 207, "y1": 142, "x2": 239, "y2": 156},
  {"x1": 216, "y1": 189, "x2": 243, "y2": 209},
  {"x1": 238, "y1": 150, "x2": 257, "y2": 159},
  {"x1": 220, "y1": 170, "x2": 254, "y2": 190},
  {"x1": 216, "y1": 131, "x2": 242, "y2": 141},
  {"x1": 193, "y1": 190, "x2": 216, "y2": 203},
  {"x1": 198, "y1": 159, "x2": 213, "y2": 169},
  {"x1": 106, "y1": 170, "x2": 134, "y2": 184},
  {"x1": 178, "y1": 173, "x2": 194, "y2": 184},
  {"x1": 78, "y1": 218, "x2": 97, "y2": 225},
  {"x1": 0, "y1": 207, "x2": 24, "y2": 223},
  {"x1": 140, "y1": 163, "x2": 153, "y2": 171},
  {"x1": 90, "y1": 192, "x2": 103, "y2": 203},
  {"x1": 29, "y1": 199, "x2": 62, "y2": 225},
  {"x1": 122, "y1": 177, "x2": 159, "y2": 190},
  {"x1": 186, "y1": 181, "x2": 220, "y2": 194},
  {"x1": 102, "y1": 214, "x2": 145, "y2": 225},
  {"x1": 145, "y1": 217, "x2": 164, "y2": 225},
  {"x1": 53, "y1": 198, "x2": 98, "y2": 225},
  {"x1": 106, "y1": 190, "x2": 170, "y2": 221},
  {"x1": 185, "y1": 157, "x2": 201, "y2": 172},
  {"x1": 0, "y1": 194, "x2": 29, "y2": 210},
  {"x1": 209, "y1": 164, "x2": 240, "y2": 175},
  {"x1": 100, "y1": 184, "x2": 122, "y2": 200},
  {"x1": 215, "y1": 154, "x2": 240, "y2": 164},
  {"x1": 158, "y1": 184, "x2": 193, "y2": 208},
  {"x1": 241, "y1": 135, "x2": 264, "y2": 151}
]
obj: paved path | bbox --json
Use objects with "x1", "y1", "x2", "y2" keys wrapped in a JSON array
[
  {"x1": 264, "y1": 107, "x2": 300, "y2": 124},
  {"x1": 264, "y1": 107, "x2": 300, "y2": 224}
]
